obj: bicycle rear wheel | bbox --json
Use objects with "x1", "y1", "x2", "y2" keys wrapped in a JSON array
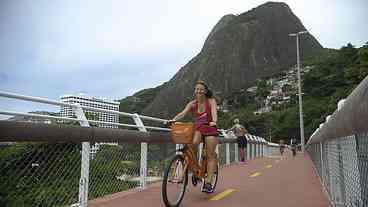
[{"x1": 162, "y1": 155, "x2": 188, "y2": 207}]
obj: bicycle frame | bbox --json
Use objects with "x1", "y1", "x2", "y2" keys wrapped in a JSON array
[{"x1": 177, "y1": 143, "x2": 208, "y2": 179}]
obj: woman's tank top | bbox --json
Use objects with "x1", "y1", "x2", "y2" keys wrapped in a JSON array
[
  {"x1": 191, "y1": 98, "x2": 218, "y2": 136},
  {"x1": 192, "y1": 98, "x2": 213, "y2": 127}
]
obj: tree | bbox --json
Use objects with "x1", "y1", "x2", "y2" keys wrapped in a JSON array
[
  {"x1": 85, "y1": 111, "x2": 99, "y2": 127},
  {"x1": 358, "y1": 42, "x2": 368, "y2": 64},
  {"x1": 255, "y1": 79, "x2": 271, "y2": 99},
  {"x1": 281, "y1": 84, "x2": 292, "y2": 93}
]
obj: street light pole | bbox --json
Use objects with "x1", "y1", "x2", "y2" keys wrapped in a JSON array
[{"x1": 289, "y1": 31, "x2": 308, "y2": 153}]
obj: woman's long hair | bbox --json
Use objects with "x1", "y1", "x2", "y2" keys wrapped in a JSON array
[{"x1": 196, "y1": 80, "x2": 213, "y2": 98}]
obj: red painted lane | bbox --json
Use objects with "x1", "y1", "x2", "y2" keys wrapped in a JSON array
[{"x1": 89, "y1": 152, "x2": 330, "y2": 207}]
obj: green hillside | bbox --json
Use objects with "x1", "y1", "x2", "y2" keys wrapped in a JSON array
[{"x1": 220, "y1": 42, "x2": 368, "y2": 143}]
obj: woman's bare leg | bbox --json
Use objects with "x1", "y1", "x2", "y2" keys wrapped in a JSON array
[
  {"x1": 204, "y1": 136, "x2": 219, "y2": 183},
  {"x1": 189, "y1": 131, "x2": 202, "y2": 161}
]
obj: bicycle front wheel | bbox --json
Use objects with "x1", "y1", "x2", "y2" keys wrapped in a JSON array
[{"x1": 162, "y1": 155, "x2": 188, "y2": 207}]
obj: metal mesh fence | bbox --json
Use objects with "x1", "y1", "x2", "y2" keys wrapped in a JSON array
[
  {"x1": 218, "y1": 143, "x2": 226, "y2": 167},
  {"x1": 88, "y1": 143, "x2": 140, "y2": 201},
  {"x1": 230, "y1": 143, "x2": 236, "y2": 163},
  {"x1": 89, "y1": 142, "x2": 179, "y2": 202},
  {"x1": 307, "y1": 133, "x2": 368, "y2": 207},
  {"x1": 147, "y1": 143, "x2": 174, "y2": 183},
  {"x1": 0, "y1": 142, "x2": 81, "y2": 207},
  {"x1": 0, "y1": 138, "x2": 267, "y2": 207},
  {"x1": 356, "y1": 133, "x2": 368, "y2": 206},
  {"x1": 0, "y1": 142, "x2": 177, "y2": 207}
]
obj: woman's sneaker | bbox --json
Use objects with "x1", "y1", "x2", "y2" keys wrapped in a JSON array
[{"x1": 201, "y1": 182, "x2": 214, "y2": 193}]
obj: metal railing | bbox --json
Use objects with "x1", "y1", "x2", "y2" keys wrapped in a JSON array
[
  {"x1": 0, "y1": 90, "x2": 272, "y2": 207},
  {"x1": 306, "y1": 75, "x2": 368, "y2": 207}
]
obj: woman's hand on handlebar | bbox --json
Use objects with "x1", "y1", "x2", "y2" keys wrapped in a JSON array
[{"x1": 164, "y1": 119, "x2": 176, "y2": 126}]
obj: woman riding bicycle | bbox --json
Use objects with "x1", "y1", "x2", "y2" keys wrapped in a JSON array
[{"x1": 170, "y1": 80, "x2": 218, "y2": 193}]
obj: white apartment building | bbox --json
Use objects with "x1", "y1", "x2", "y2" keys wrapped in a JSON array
[{"x1": 60, "y1": 94, "x2": 119, "y2": 128}]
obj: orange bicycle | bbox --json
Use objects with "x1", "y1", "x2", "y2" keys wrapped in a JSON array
[{"x1": 161, "y1": 122, "x2": 219, "y2": 207}]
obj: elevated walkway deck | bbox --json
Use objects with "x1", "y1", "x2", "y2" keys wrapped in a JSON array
[{"x1": 90, "y1": 151, "x2": 330, "y2": 207}]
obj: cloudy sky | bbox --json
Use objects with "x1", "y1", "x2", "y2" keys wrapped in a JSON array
[{"x1": 0, "y1": 0, "x2": 367, "y2": 119}]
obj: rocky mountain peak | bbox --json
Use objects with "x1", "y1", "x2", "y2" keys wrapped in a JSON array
[{"x1": 140, "y1": 2, "x2": 323, "y2": 118}]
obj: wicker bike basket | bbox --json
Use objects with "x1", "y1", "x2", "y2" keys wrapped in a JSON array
[{"x1": 170, "y1": 122, "x2": 194, "y2": 144}]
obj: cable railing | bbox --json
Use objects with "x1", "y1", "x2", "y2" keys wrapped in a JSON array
[
  {"x1": 0, "y1": 90, "x2": 275, "y2": 207},
  {"x1": 306, "y1": 75, "x2": 368, "y2": 207}
]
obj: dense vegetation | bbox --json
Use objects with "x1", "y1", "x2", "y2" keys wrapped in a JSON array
[
  {"x1": 220, "y1": 42, "x2": 368, "y2": 143},
  {"x1": 0, "y1": 141, "x2": 172, "y2": 206}
]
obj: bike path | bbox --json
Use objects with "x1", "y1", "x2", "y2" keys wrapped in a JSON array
[{"x1": 90, "y1": 152, "x2": 330, "y2": 207}]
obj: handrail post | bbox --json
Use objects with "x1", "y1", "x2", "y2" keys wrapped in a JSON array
[
  {"x1": 261, "y1": 143, "x2": 263, "y2": 157},
  {"x1": 253, "y1": 143, "x2": 256, "y2": 158},
  {"x1": 226, "y1": 143, "x2": 230, "y2": 165},
  {"x1": 320, "y1": 142, "x2": 324, "y2": 186},
  {"x1": 246, "y1": 135, "x2": 250, "y2": 160},
  {"x1": 258, "y1": 142, "x2": 261, "y2": 157},
  {"x1": 254, "y1": 143, "x2": 257, "y2": 158},
  {"x1": 132, "y1": 114, "x2": 148, "y2": 190},
  {"x1": 261, "y1": 141, "x2": 264, "y2": 157},
  {"x1": 249, "y1": 143, "x2": 252, "y2": 159},
  {"x1": 234, "y1": 143, "x2": 239, "y2": 162},
  {"x1": 223, "y1": 131, "x2": 230, "y2": 165},
  {"x1": 73, "y1": 104, "x2": 90, "y2": 207}
]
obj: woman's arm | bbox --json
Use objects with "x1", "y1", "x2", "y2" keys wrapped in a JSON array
[
  {"x1": 172, "y1": 101, "x2": 193, "y2": 121},
  {"x1": 209, "y1": 98, "x2": 218, "y2": 126},
  {"x1": 226, "y1": 125, "x2": 235, "y2": 132}
]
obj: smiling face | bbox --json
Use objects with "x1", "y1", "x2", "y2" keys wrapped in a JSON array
[{"x1": 194, "y1": 83, "x2": 206, "y2": 99}]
